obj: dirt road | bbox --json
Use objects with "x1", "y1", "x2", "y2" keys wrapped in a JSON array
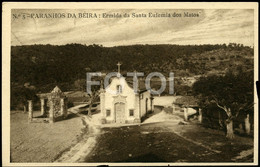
[
  {"x1": 84, "y1": 121, "x2": 253, "y2": 162},
  {"x1": 55, "y1": 104, "x2": 102, "y2": 162},
  {"x1": 53, "y1": 108, "x2": 253, "y2": 163}
]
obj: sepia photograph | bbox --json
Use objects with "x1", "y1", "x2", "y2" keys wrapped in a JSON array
[{"x1": 2, "y1": 2, "x2": 258, "y2": 166}]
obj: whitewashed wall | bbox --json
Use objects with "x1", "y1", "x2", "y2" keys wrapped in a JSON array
[
  {"x1": 140, "y1": 91, "x2": 151, "y2": 117},
  {"x1": 103, "y1": 77, "x2": 137, "y2": 122}
]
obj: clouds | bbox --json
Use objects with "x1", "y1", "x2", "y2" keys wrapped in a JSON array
[{"x1": 11, "y1": 9, "x2": 254, "y2": 46}]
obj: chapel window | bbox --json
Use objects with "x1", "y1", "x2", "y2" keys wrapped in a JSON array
[
  {"x1": 106, "y1": 109, "x2": 111, "y2": 117},
  {"x1": 117, "y1": 85, "x2": 122, "y2": 94},
  {"x1": 129, "y1": 109, "x2": 134, "y2": 116}
]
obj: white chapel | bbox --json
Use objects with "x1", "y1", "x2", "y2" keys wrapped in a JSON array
[{"x1": 100, "y1": 63, "x2": 153, "y2": 124}]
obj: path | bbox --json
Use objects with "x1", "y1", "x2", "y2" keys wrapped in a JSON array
[
  {"x1": 55, "y1": 105, "x2": 102, "y2": 162},
  {"x1": 84, "y1": 120, "x2": 253, "y2": 162},
  {"x1": 55, "y1": 107, "x2": 254, "y2": 163}
]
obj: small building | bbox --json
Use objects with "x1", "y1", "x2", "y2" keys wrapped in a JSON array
[
  {"x1": 100, "y1": 76, "x2": 153, "y2": 124},
  {"x1": 33, "y1": 86, "x2": 68, "y2": 123},
  {"x1": 172, "y1": 96, "x2": 202, "y2": 122}
]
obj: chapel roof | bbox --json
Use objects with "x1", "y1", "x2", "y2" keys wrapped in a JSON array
[{"x1": 104, "y1": 76, "x2": 149, "y2": 94}]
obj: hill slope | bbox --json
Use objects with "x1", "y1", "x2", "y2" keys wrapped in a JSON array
[{"x1": 11, "y1": 43, "x2": 253, "y2": 92}]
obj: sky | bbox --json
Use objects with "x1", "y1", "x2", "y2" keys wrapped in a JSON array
[{"x1": 11, "y1": 9, "x2": 254, "y2": 47}]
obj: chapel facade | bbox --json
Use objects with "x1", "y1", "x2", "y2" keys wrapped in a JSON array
[{"x1": 100, "y1": 76, "x2": 153, "y2": 124}]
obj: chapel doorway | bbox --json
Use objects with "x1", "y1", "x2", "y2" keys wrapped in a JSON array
[{"x1": 115, "y1": 102, "x2": 125, "y2": 123}]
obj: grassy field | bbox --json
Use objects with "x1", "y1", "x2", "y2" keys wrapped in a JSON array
[{"x1": 10, "y1": 110, "x2": 85, "y2": 162}]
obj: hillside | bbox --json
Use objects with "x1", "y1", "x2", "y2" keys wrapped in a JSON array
[
  {"x1": 11, "y1": 43, "x2": 253, "y2": 86},
  {"x1": 10, "y1": 44, "x2": 253, "y2": 109}
]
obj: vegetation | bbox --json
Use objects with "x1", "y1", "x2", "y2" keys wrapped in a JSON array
[
  {"x1": 11, "y1": 43, "x2": 253, "y2": 110},
  {"x1": 192, "y1": 67, "x2": 254, "y2": 139},
  {"x1": 11, "y1": 84, "x2": 38, "y2": 111}
]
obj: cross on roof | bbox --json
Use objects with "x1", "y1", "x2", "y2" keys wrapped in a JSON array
[
  {"x1": 133, "y1": 70, "x2": 137, "y2": 77},
  {"x1": 117, "y1": 62, "x2": 122, "y2": 73}
]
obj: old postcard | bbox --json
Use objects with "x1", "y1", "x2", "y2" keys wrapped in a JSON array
[{"x1": 2, "y1": 2, "x2": 258, "y2": 166}]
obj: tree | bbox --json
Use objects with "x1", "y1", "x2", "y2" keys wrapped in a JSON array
[
  {"x1": 192, "y1": 69, "x2": 254, "y2": 139},
  {"x1": 74, "y1": 79, "x2": 86, "y2": 91},
  {"x1": 86, "y1": 74, "x2": 106, "y2": 117},
  {"x1": 11, "y1": 85, "x2": 37, "y2": 112},
  {"x1": 87, "y1": 90, "x2": 100, "y2": 117}
]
